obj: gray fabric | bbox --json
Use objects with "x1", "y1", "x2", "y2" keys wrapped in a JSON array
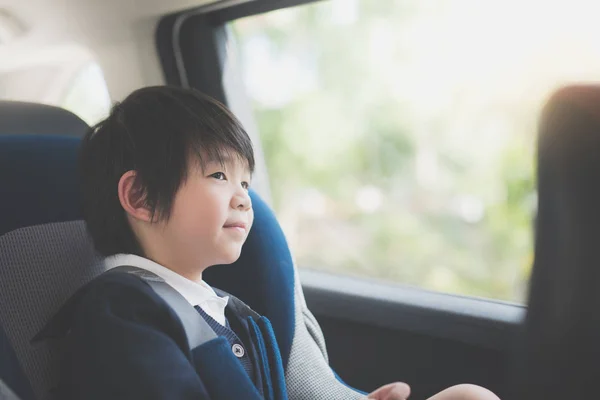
[
  {"x1": 0, "y1": 380, "x2": 20, "y2": 400},
  {"x1": 0, "y1": 221, "x2": 104, "y2": 400},
  {"x1": 285, "y1": 268, "x2": 367, "y2": 399},
  {"x1": 109, "y1": 266, "x2": 218, "y2": 348}
]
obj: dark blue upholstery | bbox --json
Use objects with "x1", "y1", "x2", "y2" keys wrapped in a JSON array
[
  {"x1": 0, "y1": 101, "x2": 88, "y2": 137},
  {"x1": 0, "y1": 134, "x2": 296, "y2": 368},
  {"x1": 0, "y1": 135, "x2": 82, "y2": 236},
  {"x1": 0, "y1": 325, "x2": 33, "y2": 400}
]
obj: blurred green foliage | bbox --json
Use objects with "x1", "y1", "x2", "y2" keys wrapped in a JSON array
[{"x1": 232, "y1": 0, "x2": 600, "y2": 302}]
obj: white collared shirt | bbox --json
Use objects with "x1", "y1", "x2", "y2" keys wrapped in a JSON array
[{"x1": 104, "y1": 254, "x2": 229, "y2": 326}]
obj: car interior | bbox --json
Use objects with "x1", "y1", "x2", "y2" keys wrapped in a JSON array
[{"x1": 1, "y1": 1, "x2": 599, "y2": 399}]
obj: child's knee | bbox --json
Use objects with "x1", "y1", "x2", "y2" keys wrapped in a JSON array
[
  {"x1": 455, "y1": 384, "x2": 499, "y2": 399},
  {"x1": 428, "y1": 384, "x2": 500, "y2": 400}
]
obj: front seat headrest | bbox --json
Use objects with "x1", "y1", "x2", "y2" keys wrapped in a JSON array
[
  {"x1": 518, "y1": 85, "x2": 600, "y2": 400},
  {"x1": 0, "y1": 101, "x2": 88, "y2": 137}
]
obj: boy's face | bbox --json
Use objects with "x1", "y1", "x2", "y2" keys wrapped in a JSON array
[{"x1": 155, "y1": 154, "x2": 253, "y2": 270}]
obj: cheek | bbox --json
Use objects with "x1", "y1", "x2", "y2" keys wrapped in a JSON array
[
  {"x1": 247, "y1": 210, "x2": 255, "y2": 232},
  {"x1": 178, "y1": 208, "x2": 223, "y2": 238},
  {"x1": 168, "y1": 195, "x2": 218, "y2": 239}
]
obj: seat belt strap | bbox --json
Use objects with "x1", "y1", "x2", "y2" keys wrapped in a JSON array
[{"x1": 109, "y1": 266, "x2": 218, "y2": 350}]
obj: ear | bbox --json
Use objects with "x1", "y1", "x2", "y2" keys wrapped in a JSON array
[{"x1": 118, "y1": 170, "x2": 152, "y2": 222}]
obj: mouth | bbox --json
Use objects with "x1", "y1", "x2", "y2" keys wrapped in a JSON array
[{"x1": 223, "y1": 222, "x2": 248, "y2": 233}]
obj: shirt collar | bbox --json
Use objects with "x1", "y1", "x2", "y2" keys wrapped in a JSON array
[{"x1": 103, "y1": 254, "x2": 229, "y2": 311}]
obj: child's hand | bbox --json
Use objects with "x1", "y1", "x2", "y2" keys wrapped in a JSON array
[{"x1": 367, "y1": 382, "x2": 411, "y2": 400}]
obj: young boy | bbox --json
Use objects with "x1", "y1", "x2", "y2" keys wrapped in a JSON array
[{"x1": 58, "y1": 86, "x2": 499, "y2": 400}]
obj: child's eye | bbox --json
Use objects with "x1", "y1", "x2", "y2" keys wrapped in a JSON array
[
  {"x1": 241, "y1": 181, "x2": 250, "y2": 190},
  {"x1": 210, "y1": 172, "x2": 227, "y2": 181}
]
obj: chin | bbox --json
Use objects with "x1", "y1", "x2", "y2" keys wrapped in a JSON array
[{"x1": 219, "y1": 249, "x2": 243, "y2": 265}]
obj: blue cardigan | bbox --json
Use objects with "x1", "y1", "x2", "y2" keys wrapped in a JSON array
[{"x1": 38, "y1": 271, "x2": 288, "y2": 400}]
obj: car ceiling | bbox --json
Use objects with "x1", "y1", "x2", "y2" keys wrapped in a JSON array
[
  {"x1": 0, "y1": 0, "x2": 225, "y2": 42},
  {"x1": 0, "y1": 0, "x2": 243, "y2": 99}
]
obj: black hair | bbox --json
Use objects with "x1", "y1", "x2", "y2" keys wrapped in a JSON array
[{"x1": 80, "y1": 85, "x2": 255, "y2": 257}]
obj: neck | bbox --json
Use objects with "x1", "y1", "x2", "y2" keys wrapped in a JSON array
[
  {"x1": 138, "y1": 246, "x2": 207, "y2": 283},
  {"x1": 172, "y1": 265, "x2": 204, "y2": 283},
  {"x1": 149, "y1": 254, "x2": 205, "y2": 283},
  {"x1": 131, "y1": 220, "x2": 207, "y2": 283}
]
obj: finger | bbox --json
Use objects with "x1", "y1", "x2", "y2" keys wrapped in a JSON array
[
  {"x1": 368, "y1": 382, "x2": 411, "y2": 400},
  {"x1": 388, "y1": 384, "x2": 411, "y2": 399}
]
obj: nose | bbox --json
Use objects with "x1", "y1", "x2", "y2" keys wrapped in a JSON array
[{"x1": 231, "y1": 188, "x2": 252, "y2": 211}]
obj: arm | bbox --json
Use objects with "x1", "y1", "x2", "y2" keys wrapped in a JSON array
[
  {"x1": 59, "y1": 275, "x2": 210, "y2": 400},
  {"x1": 286, "y1": 272, "x2": 411, "y2": 400},
  {"x1": 284, "y1": 270, "x2": 367, "y2": 399}
]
